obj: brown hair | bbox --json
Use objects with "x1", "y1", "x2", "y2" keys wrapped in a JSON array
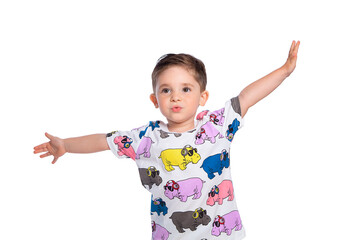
[{"x1": 151, "y1": 53, "x2": 207, "y2": 92}]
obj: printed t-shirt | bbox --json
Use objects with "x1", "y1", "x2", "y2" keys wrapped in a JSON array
[{"x1": 107, "y1": 97, "x2": 246, "y2": 240}]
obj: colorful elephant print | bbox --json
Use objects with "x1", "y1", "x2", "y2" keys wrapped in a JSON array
[
  {"x1": 206, "y1": 180, "x2": 234, "y2": 206},
  {"x1": 209, "y1": 108, "x2": 225, "y2": 126},
  {"x1": 151, "y1": 197, "x2": 168, "y2": 216},
  {"x1": 211, "y1": 210, "x2": 242, "y2": 236},
  {"x1": 196, "y1": 110, "x2": 209, "y2": 120},
  {"x1": 159, "y1": 130, "x2": 182, "y2": 139},
  {"x1": 200, "y1": 149, "x2": 230, "y2": 179},
  {"x1": 138, "y1": 166, "x2": 162, "y2": 190},
  {"x1": 136, "y1": 136, "x2": 153, "y2": 159},
  {"x1": 195, "y1": 121, "x2": 224, "y2": 145},
  {"x1": 159, "y1": 145, "x2": 201, "y2": 171},
  {"x1": 226, "y1": 118, "x2": 240, "y2": 142},
  {"x1": 170, "y1": 208, "x2": 211, "y2": 233},
  {"x1": 152, "y1": 221, "x2": 171, "y2": 240},
  {"x1": 113, "y1": 135, "x2": 136, "y2": 160},
  {"x1": 139, "y1": 121, "x2": 160, "y2": 139},
  {"x1": 163, "y1": 177, "x2": 205, "y2": 202}
]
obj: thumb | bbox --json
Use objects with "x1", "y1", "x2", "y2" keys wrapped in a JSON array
[
  {"x1": 52, "y1": 157, "x2": 58, "y2": 164},
  {"x1": 45, "y1": 132, "x2": 54, "y2": 140}
]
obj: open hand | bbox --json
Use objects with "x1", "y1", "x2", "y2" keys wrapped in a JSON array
[
  {"x1": 283, "y1": 40, "x2": 300, "y2": 77},
  {"x1": 33, "y1": 132, "x2": 66, "y2": 164}
]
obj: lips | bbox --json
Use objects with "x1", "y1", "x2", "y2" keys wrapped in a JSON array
[{"x1": 171, "y1": 106, "x2": 182, "y2": 112}]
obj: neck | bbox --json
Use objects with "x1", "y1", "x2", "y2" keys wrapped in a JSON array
[{"x1": 167, "y1": 120, "x2": 195, "y2": 133}]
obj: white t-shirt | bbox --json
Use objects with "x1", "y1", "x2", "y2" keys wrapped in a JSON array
[{"x1": 107, "y1": 97, "x2": 246, "y2": 240}]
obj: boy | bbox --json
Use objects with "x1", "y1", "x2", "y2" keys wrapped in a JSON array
[{"x1": 34, "y1": 41, "x2": 300, "y2": 239}]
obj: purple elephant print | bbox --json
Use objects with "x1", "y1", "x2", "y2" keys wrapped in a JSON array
[
  {"x1": 195, "y1": 121, "x2": 224, "y2": 145},
  {"x1": 209, "y1": 108, "x2": 225, "y2": 126},
  {"x1": 136, "y1": 136, "x2": 154, "y2": 159},
  {"x1": 211, "y1": 210, "x2": 242, "y2": 237},
  {"x1": 152, "y1": 221, "x2": 171, "y2": 240},
  {"x1": 206, "y1": 180, "x2": 234, "y2": 206},
  {"x1": 163, "y1": 178, "x2": 205, "y2": 202}
]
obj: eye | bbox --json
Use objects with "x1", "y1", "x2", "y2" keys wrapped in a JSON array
[
  {"x1": 182, "y1": 87, "x2": 191, "y2": 92},
  {"x1": 161, "y1": 88, "x2": 170, "y2": 94}
]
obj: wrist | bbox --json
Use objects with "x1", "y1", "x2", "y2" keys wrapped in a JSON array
[
  {"x1": 280, "y1": 64, "x2": 291, "y2": 78},
  {"x1": 63, "y1": 138, "x2": 71, "y2": 153}
]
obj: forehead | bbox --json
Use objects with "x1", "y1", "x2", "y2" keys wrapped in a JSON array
[{"x1": 156, "y1": 66, "x2": 200, "y2": 88}]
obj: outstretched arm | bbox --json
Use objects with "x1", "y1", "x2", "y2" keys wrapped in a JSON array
[
  {"x1": 239, "y1": 41, "x2": 300, "y2": 117},
  {"x1": 33, "y1": 132, "x2": 109, "y2": 164}
]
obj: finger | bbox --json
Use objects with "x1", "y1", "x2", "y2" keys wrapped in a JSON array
[
  {"x1": 289, "y1": 41, "x2": 295, "y2": 55},
  {"x1": 34, "y1": 143, "x2": 48, "y2": 150},
  {"x1": 290, "y1": 41, "x2": 300, "y2": 58},
  {"x1": 34, "y1": 147, "x2": 48, "y2": 154},
  {"x1": 52, "y1": 157, "x2": 58, "y2": 164},
  {"x1": 294, "y1": 41, "x2": 300, "y2": 54},
  {"x1": 40, "y1": 152, "x2": 52, "y2": 158}
]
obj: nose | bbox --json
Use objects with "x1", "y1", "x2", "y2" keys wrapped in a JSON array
[{"x1": 170, "y1": 91, "x2": 181, "y2": 102}]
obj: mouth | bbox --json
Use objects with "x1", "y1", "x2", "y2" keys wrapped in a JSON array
[{"x1": 171, "y1": 106, "x2": 182, "y2": 112}]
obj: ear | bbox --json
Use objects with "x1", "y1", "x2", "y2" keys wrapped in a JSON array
[
  {"x1": 199, "y1": 90, "x2": 209, "y2": 106},
  {"x1": 150, "y1": 94, "x2": 159, "y2": 108}
]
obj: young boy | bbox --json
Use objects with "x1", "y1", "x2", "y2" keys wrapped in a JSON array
[{"x1": 34, "y1": 41, "x2": 300, "y2": 239}]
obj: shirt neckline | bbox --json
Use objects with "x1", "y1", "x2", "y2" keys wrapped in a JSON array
[{"x1": 158, "y1": 119, "x2": 204, "y2": 134}]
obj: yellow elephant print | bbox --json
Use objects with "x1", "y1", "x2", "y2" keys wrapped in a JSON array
[{"x1": 159, "y1": 145, "x2": 201, "y2": 171}]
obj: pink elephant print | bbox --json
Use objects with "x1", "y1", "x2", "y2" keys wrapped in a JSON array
[
  {"x1": 206, "y1": 180, "x2": 234, "y2": 206},
  {"x1": 113, "y1": 135, "x2": 136, "y2": 160}
]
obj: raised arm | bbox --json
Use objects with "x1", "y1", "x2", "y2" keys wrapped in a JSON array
[
  {"x1": 33, "y1": 132, "x2": 109, "y2": 164},
  {"x1": 238, "y1": 41, "x2": 300, "y2": 117}
]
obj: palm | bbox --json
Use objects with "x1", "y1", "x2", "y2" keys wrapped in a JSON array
[
  {"x1": 284, "y1": 41, "x2": 300, "y2": 76},
  {"x1": 33, "y1": 133, "x2": 66, "y2": 164}
]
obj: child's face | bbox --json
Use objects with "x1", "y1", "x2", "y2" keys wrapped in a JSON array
[{"x1": 150, "y1": 66, "x2": 209, "y2": 130}]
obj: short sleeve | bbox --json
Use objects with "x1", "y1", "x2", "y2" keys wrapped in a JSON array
[
  {"x1": 106, "y1": 126, "x2": 145, "y2": 161},
  {"x1": 220, "y1": 97, "x2": 244, "y2": 142}
]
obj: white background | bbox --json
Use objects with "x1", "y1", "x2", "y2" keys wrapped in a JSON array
[{"x1": 1, "y1": 0, "x2": 359, "y2": 239}]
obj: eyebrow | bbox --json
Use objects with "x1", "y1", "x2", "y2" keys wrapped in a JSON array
[
  {"x1": 158, "y1": 83, "x2": 196, "y2": 89},
  {"x1": 158, "y1": 84, "x2": 170, "y2": 90},
  {"x1": 182, "y1": 83, "x2": 195, "y2": 88}
]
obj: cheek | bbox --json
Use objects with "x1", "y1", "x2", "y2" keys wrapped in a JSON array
[{"x1": 156, "y1": 100, "x2": 168, "y2": 113}]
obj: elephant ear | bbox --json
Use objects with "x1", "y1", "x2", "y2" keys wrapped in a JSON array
[
  {"x1": 181, "y1": 148, "x2": 188, "y2": 156},
  {"x1": 220, "y1": 149, "x2": 227, "y2": 160},
  {"x1": 147, "y1": 167, "x2": 153, "y2": 176},
  {"x1": 193, "y1": 207, "x2": 204, "y2": 219},
  {"x1": 219, "y1": 216, "x2": 225, "y2": 224}
]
